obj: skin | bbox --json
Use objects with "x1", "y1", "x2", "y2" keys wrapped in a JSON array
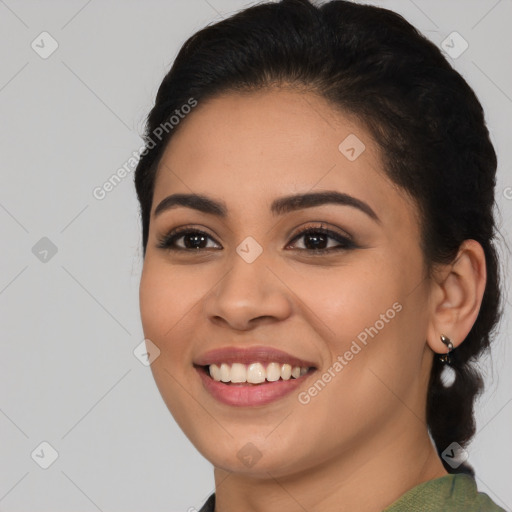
[{"x1": 138, "y1": 88, "x2": 487, "y2": 512}]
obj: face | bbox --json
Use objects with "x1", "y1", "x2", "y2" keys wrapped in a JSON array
[{"x1": 139, "y1": 89, "x2": 433, "y2": 478}]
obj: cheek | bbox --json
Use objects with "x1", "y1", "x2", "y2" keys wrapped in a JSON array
[
  {"x1": 138, "y1": 259, "x2": 203, "y2": 425},
  {"x1": 139, "y1": 258, "x2": 202, "y2": 338},
  {"x1": 139, "y1": 256, "x2": 227, "y2": 374},
  {"x1": 139, "y1": 264, "x2": 172, "y2": 340},
  {"x1": 139, "y1": 260, "x2": 191, "y2": 373},
  {"x1": 288, "y1": 258, "x2": 404, "y2": 352}
]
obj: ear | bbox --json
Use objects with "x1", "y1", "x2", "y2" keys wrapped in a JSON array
[{"x1": 426, "y1": 240, "x2": 487, "y2": 355}]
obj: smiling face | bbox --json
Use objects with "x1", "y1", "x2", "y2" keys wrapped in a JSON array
[{"x1": 138, "y1": 88, "x2": 436, "y2": 478}]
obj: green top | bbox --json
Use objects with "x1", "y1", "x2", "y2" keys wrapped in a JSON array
[
  {"x1": 382, "y1": 473, "x2": 506, "y2": 511},
  {"x1": 198, "y1": 473, "x2": 506, "y2": 511}
]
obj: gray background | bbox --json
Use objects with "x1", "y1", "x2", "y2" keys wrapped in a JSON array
[{"x1": 0, "y1": 0, "x2": 511, "y2": 510}]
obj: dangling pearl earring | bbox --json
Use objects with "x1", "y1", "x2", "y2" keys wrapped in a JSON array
[
  {"x1": 439, "y1": 334, "x2": 456, "y2": 386},
  {"x1": 439, "y1": 334, "x2": 454, "y2": 364}
]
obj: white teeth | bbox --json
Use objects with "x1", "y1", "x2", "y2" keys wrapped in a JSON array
[
  {"x1": 209, "y1": 364, "x2": 221, "y2": 381},
  {"x1": 247, "y1": 362, "x2": 266, "y2": 384},
  {"x1": 220, "y1": 363, "x2": 230, "y2": 382},
  {"x1": 266, "y1": 362, "x2": 281, "y2": 382},
  {"x1": 247, "y1": 363, "x2": 267, "y2": 384},
  {"x1": 207, "y1": 362, "x2": 310, "y2": 383},
  {"x1": 281, "y1": 363, "x2": 292, "y2": 380},
  {"x1": 230, "y1": 363, "x2": 246, "y2": 383}
]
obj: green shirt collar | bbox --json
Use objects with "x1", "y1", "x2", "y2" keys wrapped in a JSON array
[
  {"x1": 198, "y1": 473, "x2": 506, "y2": 511},
  {"x1": 382, "y1": 473, "x2": 505, "y2": 511}
]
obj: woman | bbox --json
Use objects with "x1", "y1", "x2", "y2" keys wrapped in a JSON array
[{"x1": 134, "y1": 0, "x2": 506, "y2": 510}]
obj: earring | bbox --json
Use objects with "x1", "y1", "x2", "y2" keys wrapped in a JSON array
[{"x1": 439, "y1": 334, "x2": 454, "y2": 364}]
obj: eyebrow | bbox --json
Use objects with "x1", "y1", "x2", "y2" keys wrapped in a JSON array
[{"x1": 153, "y1": 191, "x2": 380, "y2": 223}]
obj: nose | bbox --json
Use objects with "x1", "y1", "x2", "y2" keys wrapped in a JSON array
[{"x1": 203, "y1": 249, "x2": 292, "y2": 331}]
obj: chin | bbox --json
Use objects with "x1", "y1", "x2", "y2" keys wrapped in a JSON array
[{"x1": 196, "y1": 436, "x2": 310, "y2": 479}]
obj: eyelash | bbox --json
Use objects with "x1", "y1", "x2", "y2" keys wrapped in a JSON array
[{"x1": 156, "y1": 223, "x2": 356, "y2": 255}]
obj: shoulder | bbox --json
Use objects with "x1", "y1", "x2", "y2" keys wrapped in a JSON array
[
  {"x1": 198, "y1": 475, "x2": 506, "y2": 512},
  {"x1": 383, "y1": 473, "x2": 506, "y2": 512}
]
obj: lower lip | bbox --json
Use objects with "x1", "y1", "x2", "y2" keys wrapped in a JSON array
[{"x1": 196, "y1": 366, "x2": 314, "y2": 407}]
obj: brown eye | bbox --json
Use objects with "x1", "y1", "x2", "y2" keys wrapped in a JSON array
[
  {"x1": 157, "y1": 228, "x2": 221, "y2": 251},
  {"x1": 286, "y1": 225, "x2": 356, "y2": 254}
]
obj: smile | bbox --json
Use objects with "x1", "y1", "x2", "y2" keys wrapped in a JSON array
[{"x1": 193, "y1": 345, "x2": 318, "y2": 406}]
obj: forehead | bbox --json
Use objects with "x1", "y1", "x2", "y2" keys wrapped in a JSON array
[
  {"x1": 157, "y1": 88, "x2": 370, "y2": 173},
  {"x1": 152, "y1": 89, "x2": 415, "y2": 227}
]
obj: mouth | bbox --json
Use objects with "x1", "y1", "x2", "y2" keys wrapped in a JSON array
[{"x1": 193, "y1": 346, "x2": 318, "y2": 406}]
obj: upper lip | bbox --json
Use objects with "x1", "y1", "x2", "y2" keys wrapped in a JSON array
[{"x1": 194, "y1": 346, "x2": 317, "y2": 368}]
